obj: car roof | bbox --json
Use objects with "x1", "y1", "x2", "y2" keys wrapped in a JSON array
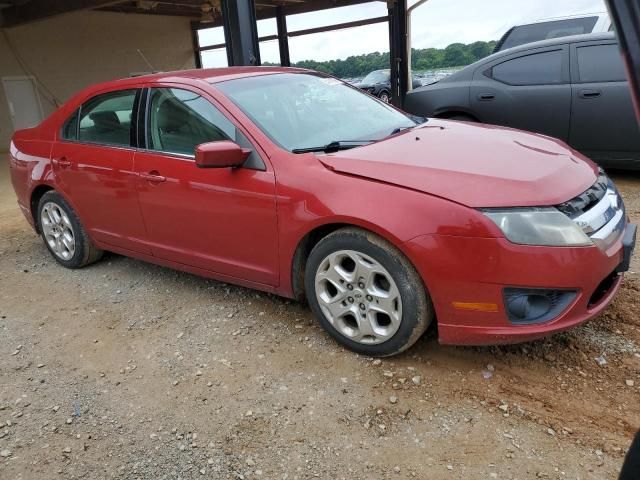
[
  {"x1": 494, "y1": 31, "x2": 616, "y2": 57},
  {"x1": 56, "y1": 66, "x2": 315, "y2": 118},
  {"x1": 81, "y1": 66, "x2": 311, "y2": 95},
  {"x1": 115, "y1": 66, "x2": 309, "y2": 85}
]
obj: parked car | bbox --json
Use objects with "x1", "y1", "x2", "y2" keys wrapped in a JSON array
[
  {"x1": 356, "y1": 69, "x2": 421, "y2": 102},
  {"x1": 405, "y1": 33, "x2": 640, "y2": 169},
  {"x1": 8, "y1": 67, "x2": 636, "y2": 356},
  {"x1": 494, "y1": 12, "x2": 612, "y2": 53}
]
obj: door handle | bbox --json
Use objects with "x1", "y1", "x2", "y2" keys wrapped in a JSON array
[
  {"x1": 139, "y1": 171, "x2": 166, "y2": 183},
  {"x1": 478, "y1": 93, "x2": 495, "y2": 101},
  {"x1": 53, "y1": 157, "x2": 71, "y2": 168},
  {"x1": 579, "y1": 89, "x2": 602, "y2": 99}
]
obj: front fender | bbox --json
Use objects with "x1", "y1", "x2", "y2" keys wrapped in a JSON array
[{"x1": 272, "y1": 153, "x2": 496, "y2": 297}]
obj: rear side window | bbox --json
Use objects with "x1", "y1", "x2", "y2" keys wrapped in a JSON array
[
  {"x1": 491, "y1": 50, "x2": 564, "y2": 86},
  {"x1": 61, "y1": 109, "x2": 79, "y2": 141},
  {"x1": 147, "y1": 88, "x2": 236, "y2": 156},
  {"x1": 576, "y1": 44, "x2": 626, "y2": 83},
  {"x1": 500, "y1": 17, "x2": 598, "y2": 51},
  {"x1": 78, "y1": 90, "x2": 137, "y2": 147}
]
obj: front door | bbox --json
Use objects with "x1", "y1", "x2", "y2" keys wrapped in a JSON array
[
  {"x1": 133, "y1": 86, "x2": 279, "y2": 286},
  {"x1": 470, "y1": 46, "x2": 572, "y2": 140},
  {"x1": 51, "y1": 88, "x2": 150, "y2": 254}
]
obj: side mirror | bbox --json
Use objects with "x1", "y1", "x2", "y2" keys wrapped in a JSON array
[{"x1": 195, "y1": 141, "x2": 251, "y2": 168}]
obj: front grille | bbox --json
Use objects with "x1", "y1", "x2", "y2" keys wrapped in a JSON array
[
  {"x1": 556, "y1": 171, "x2": 609, "y2": 218},
  {"x1": 556, "y1": 170, "x2": 626, "y2": 251}
]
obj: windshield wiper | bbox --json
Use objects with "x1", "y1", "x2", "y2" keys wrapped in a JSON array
[
  {"x1": 388, "y1": 117, "x2": 428, "y2": 136},
  {"x1": 389, "y1": 126, "x2": 413, "y2": 136},
  {"x1": 292, "y1": 140, "x2": 374, "y2": 154}
]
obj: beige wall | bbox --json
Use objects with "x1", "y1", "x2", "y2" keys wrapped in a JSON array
[{"x1": 0, "y1": 10, "x2": 196, "y2": 151}]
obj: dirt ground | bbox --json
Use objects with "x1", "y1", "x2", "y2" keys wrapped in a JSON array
[{"x1": 0, "y1": 160, "x2": 639, "y2": 480}]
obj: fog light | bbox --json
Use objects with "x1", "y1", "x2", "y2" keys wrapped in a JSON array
[{"x1": 504, "y1": 288, "x2": 577, "y2": 325}]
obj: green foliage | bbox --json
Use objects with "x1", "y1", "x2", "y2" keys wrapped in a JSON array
[{"x1": 264, "y1": 40, "x2": 497, "y2": 77}]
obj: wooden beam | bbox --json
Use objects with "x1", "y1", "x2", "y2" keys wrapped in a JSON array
[
  {"x1": 275, "y1": 0, "x2": 375, "y2": 17},
  {"x1": 98, "y1": 4, "x2": 200, "y2": 18},
  {"x1": 1, "y1": 0, "x2": 122, "y2": 27},
  {"x1": 192, "y1": 1, "x2": 381, "y2": 29}
]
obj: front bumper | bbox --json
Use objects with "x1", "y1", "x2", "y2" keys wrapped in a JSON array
[{"x1": 405, "y1": 222, "x2": 635, "y2": 346}]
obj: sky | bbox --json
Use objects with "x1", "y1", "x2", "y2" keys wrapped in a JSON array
[{"x1": 199, "y1": 0, "x2": 606, "y2": 67}]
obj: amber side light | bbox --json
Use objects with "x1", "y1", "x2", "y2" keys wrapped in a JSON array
[{"x1": 451, "y1": 302, "x2": 499, "y2": 313}]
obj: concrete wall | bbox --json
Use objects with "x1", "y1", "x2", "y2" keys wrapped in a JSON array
[{"x1": 0, "y1": 10, "x2": 196, "y2": 151}]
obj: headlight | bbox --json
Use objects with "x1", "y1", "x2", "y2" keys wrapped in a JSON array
[{"x1": 482, "y1": 207, "x2": 592, "y2": 247}]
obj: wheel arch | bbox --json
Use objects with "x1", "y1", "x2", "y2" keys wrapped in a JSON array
[
  {"x1": 29, "y1": 184, "x2": 85, "y2": 235},
  {"x1": 289, "y1": 220, "x2": 418, "y2": 302},
  {"x1": 434, "y1": 109, "x2": 481, "y2": 122},
  {"x1": 30, "y1": 184, "x2": 56, "y2": 233}
]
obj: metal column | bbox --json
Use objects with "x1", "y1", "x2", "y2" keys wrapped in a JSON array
[
  {"x1": 606, "y1": 0, "x2": 640, "y2": 120},
  {"x1": 276, "y1": 6, "x2": 291, "y2": 67},
  {"x1": 387, "y1": 0, "x2": 408, "y2": 107},
  {"x1": 190, "y1": 21, "x2": 203, "y2": 69},
  {"x1": 221, "y1": 0, "x2": 261, "y2": 66}
]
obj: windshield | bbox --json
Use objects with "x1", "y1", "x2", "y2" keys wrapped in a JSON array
[
  {"x1": 362, "y1": 70, "x2": 391, "y2": 84},
  {"x1": 216, "y1": 73, "x2": 415, "y2": 152}
]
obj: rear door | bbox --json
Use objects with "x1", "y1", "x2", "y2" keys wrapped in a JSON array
[
  {"x1": 470, "y1": 46, "x2": 571, "y2": 140},
  {"x1": 569, "y1": 40, "x2": 640, "y2": 167},
  {"x1": 51, "y1": 88, "x2": 150, "y2": 254}
]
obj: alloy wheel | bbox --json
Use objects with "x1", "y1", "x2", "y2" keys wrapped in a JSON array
[
  {"x1": 314, "y1": 249, "x2": 402, "y2": 345},
  {"x1": 41, "y1": 201, "x2": 76, "y2": 261}
]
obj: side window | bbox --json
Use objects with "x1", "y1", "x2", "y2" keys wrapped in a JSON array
[
  {"x1": 78, "y1": 90, "x2": 137, "y2": 147},
  {"x1": 576, "y1": 44, "x2": 626, "y2": 83},
  {"x1": 491, "y1": 50, "x2": 564, "y2": 86},
  {"x1": 147, "y1": 88, "x2": 236, "y2": 156},
  {"x1": 61, "y1": 109, "x2": 79, "y2": 141}
]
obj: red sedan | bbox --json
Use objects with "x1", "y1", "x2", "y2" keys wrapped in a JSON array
[{"x1": 8, "y1": 67, "x2": 637, "y2": 356}]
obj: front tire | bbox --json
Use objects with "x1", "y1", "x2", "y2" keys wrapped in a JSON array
[
  {"x1": 38, "y1": 191, "x2": 103, "y2": 268},
  {"x1": 305, "y1": 228, "x2": 433, "y2": 357}
]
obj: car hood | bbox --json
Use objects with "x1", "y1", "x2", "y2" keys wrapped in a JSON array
[{"x1": 318, "y1": 119, "x2": 598, "y2": 208}]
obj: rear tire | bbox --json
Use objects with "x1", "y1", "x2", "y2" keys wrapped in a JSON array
[
  {"x1": 379, "y1": 91, "x2": 390, "y2": 103},
  {"x1": 38, "y1": 191, "x2": 103, "y2": 269},
  {"x1": 305, "y1": 227, "x2": 433, "y2": 357}
]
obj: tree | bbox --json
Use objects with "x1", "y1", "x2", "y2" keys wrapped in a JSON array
[{"x1": 288, "y1": 40, "x2": 497, "y2": 77}]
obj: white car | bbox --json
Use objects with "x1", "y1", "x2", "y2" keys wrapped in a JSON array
[{"x1": 495, "y1": 12, "x2": 612, "y2": 52}]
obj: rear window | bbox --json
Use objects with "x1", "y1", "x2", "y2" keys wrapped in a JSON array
[
  {"x1": 61, "y1": 109, "x2": 79, "y2": 141},
  {"x1": 78, "y1": 90, "x2": 137, "y2": 147},
  {"x1": 491, "y1": 50, "x2": 564, "y2": 86},
  {"x1": 576, "y1": 44, "x2": 626, "y2": 83},
  {"x1": 499, "y1": 17, "x2": 598, "y2": 51}
]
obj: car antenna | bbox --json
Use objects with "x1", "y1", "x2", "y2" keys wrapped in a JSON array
[{"x1": 136, "y1": 49, "x2": 158, "y2": 72}]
